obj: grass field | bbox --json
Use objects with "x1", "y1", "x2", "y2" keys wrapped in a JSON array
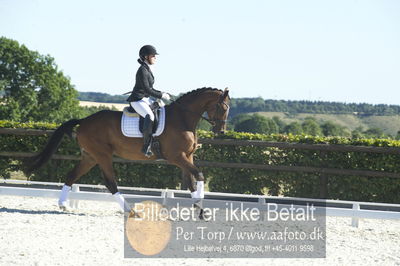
[
  {"x1": 79, "y1": 100, "x2": 127, "y2": 111},
  {"x1": 254, "y1": 112, "x2": 400, "y2": 136}
]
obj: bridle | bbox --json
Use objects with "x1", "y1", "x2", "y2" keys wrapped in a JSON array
[
  {"x1": 210, "y1": 100, "x2": 230, "y2": 126},
  {"x1": 172, "y1": 97, "x2": 229, "y2": 126}
]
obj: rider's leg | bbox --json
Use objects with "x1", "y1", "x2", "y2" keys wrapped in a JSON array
[
  {"x1": 141, "y1": 114, "x2": 154, "y2": 156},
  {"x1": 130, "y1": 98, "x2": 155, "y2": 121},
  {"x1": 130, "y1": 99, "x2": 155, "y2": 157}
]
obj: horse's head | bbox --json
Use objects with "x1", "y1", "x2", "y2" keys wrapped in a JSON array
[{"x1": 206, "y1": 88, "x2": 230, "y2": 134}]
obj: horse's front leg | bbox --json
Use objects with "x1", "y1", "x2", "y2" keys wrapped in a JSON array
[
  {"x1": 172, "y1": 153, "x2": 207, "y2": 218},
  {"x1": 180, "y1": 169, "x2": 195, "y2": 191}
]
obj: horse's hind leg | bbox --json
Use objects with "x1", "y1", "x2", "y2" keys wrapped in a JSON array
[
  {"x1": 59, "y1": 151, "x2": 96, "y2": 209},
  {"x1": 65, "y1": 151, "x2": 96, "y2": 186},
  {"x1": 94, "y1": 153, "x2": 128, "y2": 212}
]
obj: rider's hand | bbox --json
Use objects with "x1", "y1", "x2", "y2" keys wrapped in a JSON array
[{"x1": 162, "y1": 92, "x2": 171, "y2": 101}]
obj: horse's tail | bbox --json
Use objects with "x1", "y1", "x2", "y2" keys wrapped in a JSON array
[{"x1": 26, "y1": 119, "x2": 81, "y2": 174}]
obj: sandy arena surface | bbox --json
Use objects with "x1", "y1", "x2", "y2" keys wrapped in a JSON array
[{"x1": 0, "y1": 196, "x2": 399, "y2": 266}]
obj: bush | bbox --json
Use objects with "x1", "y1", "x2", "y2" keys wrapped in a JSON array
[
  {"x1": 234, "y1": 114, "x2": 278, "y2": 134},
  {"x1": 0, "y1": 120, "x2": 180, "y2": 189},
  {"x1": 195, "y1": 130, "x2": 400, "y2": 203},
  {"x1": 1, "y1": 120, "x2": 400, "y2": 203}
]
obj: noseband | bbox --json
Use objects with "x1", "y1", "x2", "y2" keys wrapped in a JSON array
[{"x1": 210, "y1": 101, "x2": 230, "y2": 126}]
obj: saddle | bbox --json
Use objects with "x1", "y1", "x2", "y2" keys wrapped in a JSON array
[
  {"x1": 123, "y1": 102, "x2": 161, "y2": 134},
  {"x1": 122, "y1": 102, "x2": 164, "y2": 159}
]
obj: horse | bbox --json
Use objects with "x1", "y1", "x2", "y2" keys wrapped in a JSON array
[{"x1": 26, "y1": 87, "x2": 230, "y2": 213}]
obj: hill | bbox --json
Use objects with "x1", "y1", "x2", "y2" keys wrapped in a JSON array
[
  {"x1": 78, "y1": 92, "x2": 400, "y2": 116},
  {"x1": 254, "y1": 112, "x2": 400, "y2": 136},
  {"x1": 77, "y1": 91, "x2": 400, "y2": 136},
  {"x1": 229, "y1": 98, "x2": 400, "y2": 117},
  {"x1": 78, "y1": 92, "x2": 126, "y2": 103}
]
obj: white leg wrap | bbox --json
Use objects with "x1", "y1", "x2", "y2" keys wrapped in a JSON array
[
  {"x1": 190, "y1": 181, "x2": 205, "y2": 199},
  {"x1": 58, "y1": 185, "x2": 71, "y2": 206},
  {"x1": 196, "y1": 181, "x2": 204, "y2": 199},
  {"x1": 113, "y1": 192, "x2": 128, "y2": 211}
]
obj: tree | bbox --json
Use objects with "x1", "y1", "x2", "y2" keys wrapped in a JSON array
[
  {"x1": 272, "y1": 116, "x2": 286, "y2": 133},
  {"x1": 0, "y1": 37, "x2": 81, "y2": 122},
  {"x1": 78, "y1": 91, "x2": 126, "y2": 103},
  {"x1": 396, "y1": 130, "x2": 400, "y2": 140},
  {"x1": 234, "y1": 114, "x2": 278, "y2": 134},
  {"x1": 321, "y1": 121, "x2": 350, "y2": 137},
  {"x1": 229, "y1": 97, "x2": 400, "y2": 117},
  {"x1": 351, "y1": 126, "x2": 365, "y2": 138},
  {"x1": 301, "y1": 117, "x2": 322, "y2": 136},
  {"x1": 284, "y1": 121, "x2": 303, "y2": 135},
  {"x1": 230, "y1": 113, "x2": 251, "y2": 125},
  {"x1": 363, "y1": 127, "x2": 385, "y2": 138},
  {"x1": 196, "y1": 118, "x2": 212, "y2": 131}
]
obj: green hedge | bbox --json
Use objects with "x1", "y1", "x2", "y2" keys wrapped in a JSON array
[
  {"x1": 0, "y1": 120, "x2": 181, "y2": 189},
  {"x1": 197, "y1": 132, "x2": 400, "y2": 204},
  {"x1": 1, "y1": 120, "x2": 400, "y2": 203}
]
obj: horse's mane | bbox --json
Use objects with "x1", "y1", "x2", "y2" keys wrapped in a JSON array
[{"x1": 172, "y1": 87, "x2": 222, "y2": 104}]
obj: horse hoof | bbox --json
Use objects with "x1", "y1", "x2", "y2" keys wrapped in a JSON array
[
  {"x1": 198, "y1": 209, "x2": 210, "y2": 221},
  {"x1": 58, "y1": 203, "x2": 72, "y2": 212},
  {"x1": 59, "y1": 206, "x2": 71, "y2": 212},
  {"x1": 199, "y1": 209, "x2": 205, "y2": 220},
  {"x1": 116, "y1": 209, "x2": 125, "y2": 215}
]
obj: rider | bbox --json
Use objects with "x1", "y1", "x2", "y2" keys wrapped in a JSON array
[{"x1": 127, "y1": 45, "x2": 171, "y2": 157}]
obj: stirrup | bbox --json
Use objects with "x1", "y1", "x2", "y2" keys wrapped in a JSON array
[
  {"x1": 141, "y1": 136, "x2": 154, "y2": 157},
  {"x1": 141, "y1": 140, "x2": 153, "y2": 157},
  {"x1": 144, "y1": 146, "x2": 153, "y2": 157}
]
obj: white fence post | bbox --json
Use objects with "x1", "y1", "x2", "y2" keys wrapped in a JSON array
[
  {"x1": 161, "y1": 190, "x2": 167, "y2": 205},
  {"x1": 351, "y1": 203, "x2": 360, "y2": 227},
  {"x1": 71, "y1": 185, "x2": 80, "y2": 209},
  {"x1": 258, "y1": 197, "x2": 266, "y2": 221},
  {"x1": 162, "y1": 189, "x2": 174, "y2": 205}
]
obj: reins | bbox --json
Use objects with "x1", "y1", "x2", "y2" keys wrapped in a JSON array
[
  {"x1": 125, "y1": 87, "x2": 230, "y2": 126},
  {"x1": 170, "y1": 98, "x2": 216, "y2": 125}
]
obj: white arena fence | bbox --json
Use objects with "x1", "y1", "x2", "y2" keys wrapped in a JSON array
[{"x1": 1, "y1": 179, "x2": 400, "y2": 228}]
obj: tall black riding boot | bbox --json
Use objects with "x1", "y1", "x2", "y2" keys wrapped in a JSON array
[{"x1": 142, "y1": 114, "x2": 154, "y2": 157}]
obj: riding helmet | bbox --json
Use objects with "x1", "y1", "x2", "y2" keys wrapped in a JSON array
[{"x1": 139, "y1": 45, "x2": 158, "y2": 60}]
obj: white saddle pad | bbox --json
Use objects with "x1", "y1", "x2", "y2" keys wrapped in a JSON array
[{"x1": 121, "y1": 107, "x2": 166, "y2": 138}]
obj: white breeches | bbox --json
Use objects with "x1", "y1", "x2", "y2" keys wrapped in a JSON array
[{"x1": 130, "y1": 97, "x2": 155, "y2": 121}]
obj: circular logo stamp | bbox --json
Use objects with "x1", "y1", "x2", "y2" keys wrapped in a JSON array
[{"x1": 125, "y1": 200, "x2": 172, "y2": 256}]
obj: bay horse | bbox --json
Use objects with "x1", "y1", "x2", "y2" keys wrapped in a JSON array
[{"x1": 27, "y1": 87, "x2": 230, "y2": 212}]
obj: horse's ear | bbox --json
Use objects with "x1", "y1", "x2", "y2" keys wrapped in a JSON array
[{"x1": 220, "y1": 87, "x2": 229, "y2": 102}]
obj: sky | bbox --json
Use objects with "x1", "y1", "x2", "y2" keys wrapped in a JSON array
[{"x1": 1, "y1": 0, "x2": 400, "y2": 104}]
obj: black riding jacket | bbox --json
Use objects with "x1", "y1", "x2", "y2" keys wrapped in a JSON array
[{"x1": 126, "y1": 62, "x2": 163, "y2": 102}]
